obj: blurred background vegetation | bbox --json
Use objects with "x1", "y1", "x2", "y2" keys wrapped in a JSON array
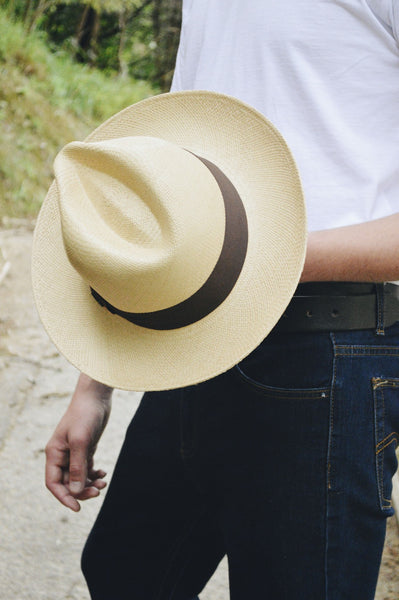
[{"x1": 0, "y1": 0, "x2": 182, "y2": 218}]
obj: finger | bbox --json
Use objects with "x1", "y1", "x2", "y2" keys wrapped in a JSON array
[
  {"x1": 75, "y1": 486, "x2": 101, "y2": 502},
  {"x1": 64, "y1": 470, "x2": 107, "y2": 491},
  {"x1": 68, "y1": 438, "x2": 89, "y2": 496},
  {"x1": 45, "y1": 443, "x2": 68, "y2": 484},
  {"x1": 87, "y1": 468, "x2": 107, "y2": 481},
  {"x1": 45, "y1": 445, "x2": 79, "y2": 510},
  {"x1": 91, "y1": 478, "x2": 107, "y2": 490},
  {"x1": 50, "y1": 482, "x2": 82, "y2": 512},
  {"x1": 46, "y1": 466, "x2": 81, "y2": 511}
]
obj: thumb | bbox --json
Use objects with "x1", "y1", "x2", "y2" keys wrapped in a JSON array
[{"x1": 68, "y1": 438, "x2": 88, "y2": 495}]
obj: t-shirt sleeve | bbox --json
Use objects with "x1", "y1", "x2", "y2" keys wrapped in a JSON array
[
  {"x1": 366, "y1": 0, "x2": 399, "y2": 42},
  {"x1": 393, "y1": 0, "x2": 399, "y2": 40}
]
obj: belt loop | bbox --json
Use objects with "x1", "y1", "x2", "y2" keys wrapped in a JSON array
[{"x1": 375, "y1": 283, "x2": 385, "y2": 336}]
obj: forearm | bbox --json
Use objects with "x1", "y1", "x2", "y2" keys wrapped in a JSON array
[
  {"x1": 73, "y1": 372, "x2": 114, "y2": 410},
  {"x1": 301, "y1": 213, "x2": 399, "y2": 283}
]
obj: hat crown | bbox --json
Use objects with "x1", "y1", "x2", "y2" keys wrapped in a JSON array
[
  {"x1": 55, "y1": 136, "x2": 226, "y2": 313},
  {"x1": 32, "y1": 90, "x2": 307, "y2": 392}
]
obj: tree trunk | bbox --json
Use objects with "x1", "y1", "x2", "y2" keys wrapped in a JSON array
[
  {"x1": 27, "y1": 0, "x2": 52, "y2": 33},
  {"x1": 5, "y1": 0, "x2": 17, "y2": 17},
  {"x1": 152, "y1": 0, "x2": 182, "y2": 91},
  {"x1": 118, "y1": 8, "x2": 129, "y2": 77},
  {"x1": 22, "y1": 0, "x2": 35, "y2": 29},
  {"x1": 75, "y1": 4, "x2": 100, "y2": 65}
]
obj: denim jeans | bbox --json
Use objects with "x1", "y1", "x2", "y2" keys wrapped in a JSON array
[{"x1": 82, "y1": 319, "x2": 399, "y2": 599}]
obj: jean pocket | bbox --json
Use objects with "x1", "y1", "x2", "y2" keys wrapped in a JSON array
[
  {"x1": 234, "y1": 331, "x2": 333, "y2": 392},
  {"x1": 235, "y1": 363, "x2": 329, "y2": 401},
  {"x1": 373, "y1": 377, "x2": 399, "y2": 512}
]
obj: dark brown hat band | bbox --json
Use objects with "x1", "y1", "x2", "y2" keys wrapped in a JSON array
[{"x1": 91, "y1": 153, "x2": 248, "y2": 330}]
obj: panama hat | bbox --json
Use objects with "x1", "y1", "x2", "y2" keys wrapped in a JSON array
[{"x1": 32, "y1": 90, "x2": 306, "y2": 391}]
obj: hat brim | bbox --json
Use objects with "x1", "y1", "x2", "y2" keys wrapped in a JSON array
[{"x1": 32, "y1": 91, "x2": 306, "y2": 391}]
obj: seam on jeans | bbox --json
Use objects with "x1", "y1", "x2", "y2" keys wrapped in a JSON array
[
  {"x1": 242, "y1": 392, "x2": 328, "y2": 400},
  {"x1": 327, "y1": 333, "x2": 338, "y2": 492},
  {"x1": 378, "y1": 283, "x2": 386, "y2": 335},
  {"x1": 334, "y1": 345, "x2": 399, "y2": 356},
  {"x1": 156, "y1": 505, "x2": 209, "y2": 600},
  {"x1": 377, "y1": 387, "x2": 396, "y2": 509},
  {"x1": 335, "y1": 351, "x2": 399, "y2": 357},
  {"x1": 372, "y1": 378, "x2": 399, "y2": 388},
  {"x1": 376, "y1": 431, "x2": 399, "y2": 453},
  {"x1": 381, "y1": 387, "x2": 386, "y2": 506},
  {"x1": 335, "y1": 345, "x2": 399, "y2": 350},
  {"x1": 373, "y1": 386, "x2": 396, "y2": 510},
  {"x1": 234, "y1": 365, "x2": 329, "y2": 399},
  {"x1": 373, "y1": 382, "x2": 382, "y2": 510},
  {"x1": 376, "y1": 283, "x2": 385, "y2": 335},
  {"x1": 325, "y1": 332, "x2": 338, "y2": 598}
]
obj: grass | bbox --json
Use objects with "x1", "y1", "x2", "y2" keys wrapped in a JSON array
[{"x1": 0, "y1": 9, "x2": 156, "y2": 218}]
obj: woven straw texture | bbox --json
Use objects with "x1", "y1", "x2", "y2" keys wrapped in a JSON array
[{"x1": 32, "y1": 91, "x2": 307, "y2": 391}]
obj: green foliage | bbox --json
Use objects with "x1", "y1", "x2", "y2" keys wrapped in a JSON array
[
  {"x1": 0, "y1": 7, "x2": 155, "y2": 218},
  {"x1": 52, "y1": 0, "x2": 146, "y2": 11},
  {"x1": 1, "y1": 0, "x2": 182, "y2": 89},
  {"x1": 40, "y1": 1, "x2": 158, "y2": 80}
]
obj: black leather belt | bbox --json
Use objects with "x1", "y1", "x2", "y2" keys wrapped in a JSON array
[{"x1": 274, "y1": 282, "x2": 399, "y2": 333}]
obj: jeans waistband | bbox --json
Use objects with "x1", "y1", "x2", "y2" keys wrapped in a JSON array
[{"x1": 274, "y1": 282, "x2": 399, "y2": 333}]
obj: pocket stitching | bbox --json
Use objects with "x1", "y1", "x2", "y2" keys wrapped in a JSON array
[
  {"x1": 376, "y1": 432, "x2": 399, "y2": 454},
  {"x1": 235, "y1": 365, "x2": 329, "y2": 400},
  {"x1": 373, "y1": 381, "x2": 399, "y2": 510}
]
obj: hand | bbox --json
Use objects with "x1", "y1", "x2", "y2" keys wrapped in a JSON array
[{"x1": 45, "y1": 373, "x2": 113, "y2": 512}]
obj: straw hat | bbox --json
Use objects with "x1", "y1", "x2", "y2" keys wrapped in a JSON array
[{"x1": 32, "y1": 91, "x2": 306, "y2": 391}]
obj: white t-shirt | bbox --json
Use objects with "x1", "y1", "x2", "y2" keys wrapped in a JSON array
[{"x1": 171, "y1": 0, "x2": 399, "y2": 232}]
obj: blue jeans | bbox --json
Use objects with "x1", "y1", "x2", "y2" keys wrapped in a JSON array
[{"x1": 82, "y1": 319, "x2": 399, "y2": 599}]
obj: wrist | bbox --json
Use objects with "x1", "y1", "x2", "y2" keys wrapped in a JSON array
[
  {"x1": 300, "y1": 231, "x2": 326, "y2": 282},
  {"x1": 87, "y1": 375, "x2": 113, "y2": 398},
  {"x1": 73, "y1": 373, "x2": 113, "y2": 410}
]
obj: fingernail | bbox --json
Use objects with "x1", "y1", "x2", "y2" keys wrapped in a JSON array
[{"x1": 70, "y1": 482, "x2": 82, "y2": 494}]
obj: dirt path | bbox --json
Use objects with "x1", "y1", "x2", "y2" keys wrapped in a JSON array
[{"x1": 0, "y1": 223, "x2": 398, "y2": 599}]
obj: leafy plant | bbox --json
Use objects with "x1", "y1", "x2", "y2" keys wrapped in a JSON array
[{"x1": 0, "y1": 7, "x2": 155, "y2": 218}]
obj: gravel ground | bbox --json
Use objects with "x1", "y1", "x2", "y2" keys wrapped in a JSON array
[{"x1": 0, "y1": 223, "x2": 398, "y2": 599}]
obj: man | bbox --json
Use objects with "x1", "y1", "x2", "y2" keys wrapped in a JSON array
[{"x1": 43, "y1": 1, "x2": 399, "y2": 598}]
